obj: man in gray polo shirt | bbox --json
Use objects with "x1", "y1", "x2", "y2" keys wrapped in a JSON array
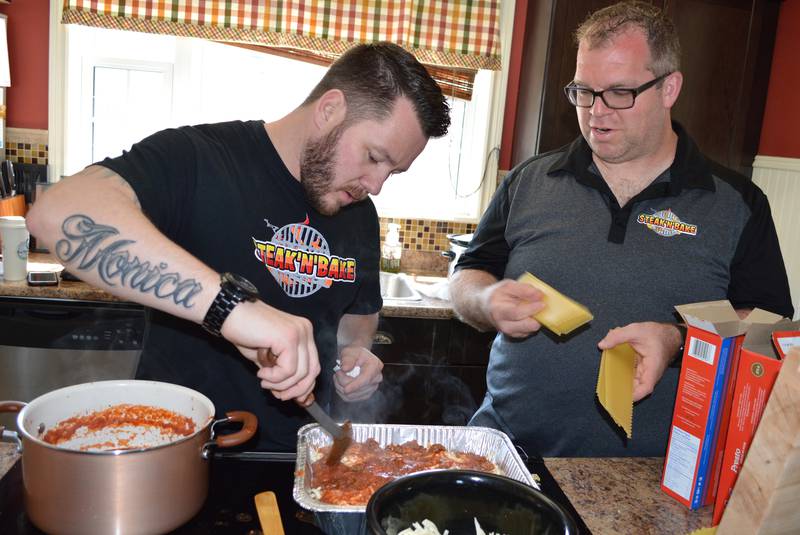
[{"x1": 450, "y1": 1, "x2": 793, "y2": 457}]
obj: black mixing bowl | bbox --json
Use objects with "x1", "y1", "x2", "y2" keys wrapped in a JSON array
[{"x1": 366, "y1": 469, "x2": 578, "y2": 535}]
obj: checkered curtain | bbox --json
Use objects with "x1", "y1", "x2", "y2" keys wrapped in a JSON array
[{"x1": 62, "y1": 1, "x2": 501, "y2": 99}]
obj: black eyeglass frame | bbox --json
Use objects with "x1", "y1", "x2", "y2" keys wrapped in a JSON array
[{"x1": 563, "y1": 72, "x2": 672, "y2": 110}]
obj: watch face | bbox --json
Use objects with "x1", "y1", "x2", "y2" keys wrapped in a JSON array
[{"x1": 222, "y1": 272, "x2": 259, "y2": 297}]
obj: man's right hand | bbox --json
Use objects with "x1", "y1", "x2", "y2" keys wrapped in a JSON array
[
  {"x1": 480, "y1": 279, "x2": 546, "y2": 338},
  {"x1": 450, "y1": 269, "x2": 546, "y2": 335},
  {"x1": 220, "y1": 300, "x2": 321, "y2": 403}
]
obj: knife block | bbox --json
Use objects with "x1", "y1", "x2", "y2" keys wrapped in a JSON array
[
  {"x1": 0, "y1": 194, "x2": 26, "y2": 217},
  {"x1": 717, "y1": 348, "x2": 800, "y2": 534}
]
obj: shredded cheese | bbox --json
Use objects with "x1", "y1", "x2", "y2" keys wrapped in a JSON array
[{"x1": 396, "y1": 518, "x2": 507, "y2": 535}]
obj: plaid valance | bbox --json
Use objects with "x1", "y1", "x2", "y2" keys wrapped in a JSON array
[{"x1": 61, "y1": 1, "x2": 502, "y2": 72}]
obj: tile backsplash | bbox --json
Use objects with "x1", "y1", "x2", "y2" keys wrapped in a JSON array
[
  {"x1": 379, "y1": 218, "x2": 476, "y2": 253},
  {"x1": 4, "y1": 128, "x2": 48, "y2": 165},
  {"x1": 379, "y1": 218, "x2": 478, "y2": 275}
]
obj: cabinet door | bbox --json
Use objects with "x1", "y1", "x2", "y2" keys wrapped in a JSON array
[
  {"x1": 664, "y1": 0, "x2": 779, "y2": 175},
  {"x1": 520, "y1": 0, "x2": 779, "y2": 177},
  {"x1": 534, "y1": 0, "x2": 621, "y2": 162},
  {"x1": 332, "y1": 317, "x2": 495, "y2": 425}
]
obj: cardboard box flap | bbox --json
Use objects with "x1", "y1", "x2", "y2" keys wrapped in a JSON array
[
  {"x1": 741, "y1": 319, "x2": 800, "y2": 359},
  {"x1": 675, "y1": 301, "x2": 745, "y2": 338},
  {"x1": 743, "y1": 308, "x2": 785, "y2": 325},
  {"x1": 675, "y1": 300, "x2": 785, "y2": 339}
]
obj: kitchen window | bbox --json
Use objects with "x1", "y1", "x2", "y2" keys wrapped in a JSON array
[{"x1": 54, "y1": 23, "x2": 505, "y2": 222}]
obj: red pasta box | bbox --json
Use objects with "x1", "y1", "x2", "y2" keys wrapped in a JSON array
[
  {"x1": 712, "y1": 320, "x2": 800, "y2": 525},
  {"x1": 702, "y1": 308, "x2": 782, "y2": 509},
  {"x1": 660, "y1": 301, "x2": 782, "y2": 509},
  {"x1": 772, "y1": 328, "x2": 800, "y2": 360}
]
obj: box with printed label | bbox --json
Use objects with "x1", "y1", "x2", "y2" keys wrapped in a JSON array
[
  {"x1": 712, "y1": 320, "x2": 800, "y2": 525},
  {"x1": 660, "y1": 301, "x2": 782, "y2": 509}
]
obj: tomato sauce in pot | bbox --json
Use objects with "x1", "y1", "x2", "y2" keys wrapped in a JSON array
[{"x1": 42, "y1": 403, "x2": 196, "y2": 451}]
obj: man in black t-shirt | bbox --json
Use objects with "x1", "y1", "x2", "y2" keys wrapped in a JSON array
[{"x1": 27, "y1": 43, "x2": 450, "y2": 450}]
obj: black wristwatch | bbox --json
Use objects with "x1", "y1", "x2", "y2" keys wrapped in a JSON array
[
  {"x1": 202, "y1": 273, "x2": 259, "y2": 337},
  {"x1": 671, "y1": 323, "x2": 688, "y2": 367}
]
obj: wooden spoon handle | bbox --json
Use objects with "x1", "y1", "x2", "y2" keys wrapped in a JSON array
[{"x1": 254, "y1": 491, "x2": 285, "y2": 535}]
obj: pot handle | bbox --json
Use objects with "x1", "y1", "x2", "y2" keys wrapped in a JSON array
[
  {"x1": 215, "y1": 411, "x2": 257, "y2": 448},
  {"x1": 201, "y1": 410, "x2": 258, "y2": 458},
  {"x1": 0, "y1": 401, "x2": 26, "y2": 414},
  {"x1": 0, "y1": 401, "x2": 26, "y2": 453}
]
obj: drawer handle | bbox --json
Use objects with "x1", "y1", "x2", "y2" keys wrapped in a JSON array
[{"x1": 373, "y1": 331, "x2": 394, "y2": 345}]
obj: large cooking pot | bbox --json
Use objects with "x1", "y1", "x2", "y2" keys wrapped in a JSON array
[
  {"x1": 0, "y1": 380, "x2": 257, "y2": 535},
  {"x1": 440, "y1": 233, "x2": 473, "y2": 277}
]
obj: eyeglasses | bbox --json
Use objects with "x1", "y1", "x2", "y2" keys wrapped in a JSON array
[{"x1": 563, "y1": 73, "x2": 672, "y2": 110}]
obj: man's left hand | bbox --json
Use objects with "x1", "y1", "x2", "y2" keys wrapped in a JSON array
[
  {"x1": 334, "y1": 346, "x2": 384, "y2": 402},
  {"x1": 597, "y1": 322, "x2": 684, "y2": 402}
]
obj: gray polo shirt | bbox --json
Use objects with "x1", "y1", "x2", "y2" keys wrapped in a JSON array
[{"x1": 457, "y1": 123, "x2": 793, "y2": 457}]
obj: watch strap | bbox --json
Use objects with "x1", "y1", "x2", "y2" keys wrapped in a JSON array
[{"x1": 202, "y1": 274, "x2": 256, "y2": 337}]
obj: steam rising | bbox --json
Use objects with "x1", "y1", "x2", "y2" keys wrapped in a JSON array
[{"x1": 334, "y1": 351, "x2": 481, "y2": 426}]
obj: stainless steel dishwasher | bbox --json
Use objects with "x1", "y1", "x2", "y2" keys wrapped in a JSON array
[{"x1": 0, "y1": 297, "x2": 145, "y2": 430}]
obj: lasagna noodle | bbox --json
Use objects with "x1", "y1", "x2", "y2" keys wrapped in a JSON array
[{"x1": 517, "y1": 272, "x2": 593, "y2": 335}]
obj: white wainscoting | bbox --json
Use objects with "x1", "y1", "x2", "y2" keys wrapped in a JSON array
[{"x1": 753, "y1": 155, "x2": 800, "y2": 320}]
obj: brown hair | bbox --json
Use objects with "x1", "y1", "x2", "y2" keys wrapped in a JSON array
[
  {"x1": 303, "y1": 42, "x2": 450, "y2": 138},
  {"x1": 574, "y1": 1, "x2": 680, "y2": 76}
]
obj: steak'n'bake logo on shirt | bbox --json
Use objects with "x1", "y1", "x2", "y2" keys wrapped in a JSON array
[
  {"x1": 252, "y1": 215, "x2": 355, "y2": 298},
  {"x1": 637, "y1": 209, "x2": 698, "y2": 238}
]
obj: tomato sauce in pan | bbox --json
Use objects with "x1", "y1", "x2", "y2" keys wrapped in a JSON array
[
  {"x1": 309, "y1": 439, "x2": 497, "y2": 505},
  {"x1": 42, "y1": 403, "x2": 196, "y2": 449}
]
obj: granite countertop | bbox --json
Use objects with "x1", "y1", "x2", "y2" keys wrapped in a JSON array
[
  {"x1": 545, "y1": 457, "x2": 712, "y2": 534},
  {"x1": 0, "y1": 442, "x2": 20, "y2": 482},
  {"x1": 0, "y1": 443, "x2": 712, "y2": 533},
  {"x1": 0, "y1": 253, "x2": 455, "y2": 318},
  {"x1": 0, "y1": 252, "x2": 127, "y2": 302}
]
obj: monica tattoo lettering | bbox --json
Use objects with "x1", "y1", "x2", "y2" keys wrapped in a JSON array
[{"x1": 55, "y1": 214, "x2": 203, "y2": 308}]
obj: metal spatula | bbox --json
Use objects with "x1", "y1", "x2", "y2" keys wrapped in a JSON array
[{"x1": 256, "y1": 348, "x2": 352, "y2": 465}]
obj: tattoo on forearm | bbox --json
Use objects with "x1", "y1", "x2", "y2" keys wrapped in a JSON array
[{"x1": 55, "y1": 214, "x2": 203, "y2": 308}]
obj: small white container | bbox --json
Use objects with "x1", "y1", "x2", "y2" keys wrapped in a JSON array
[{"x1": 0, "y1": 215, "x2": 29, "y2": 281}]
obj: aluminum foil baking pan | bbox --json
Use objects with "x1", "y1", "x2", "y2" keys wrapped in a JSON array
[{"x1": 293, "y1": 422, "x2": 538, "y2": 514}]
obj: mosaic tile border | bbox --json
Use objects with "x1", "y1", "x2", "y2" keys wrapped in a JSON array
[
  {"x1": 5, "y1": 128, "x2": 48, "y2": 165},
  {"x1": 380, "y1": 217, "x2": 477, "y2": 253}
]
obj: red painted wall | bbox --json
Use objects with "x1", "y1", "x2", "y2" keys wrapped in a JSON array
[
  {"x1": 759, "y1": 0, "x2": 800, "y2": 158},
  {"x1": 0, "y1": 0, "x2": 49, "y2": 130}
]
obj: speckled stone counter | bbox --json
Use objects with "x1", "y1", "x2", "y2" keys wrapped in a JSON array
[
  {"x1": 0, "y1": 442, "x2": 20, "y2": 482},
  {"x1": 1, "y1": 254, "x2": 455, "y2": 318},
  {"x1": 545, "y1": 457, "x2": 712, "y2": 534},
  {"x1": 0, "y1": 252, "x2": 126, "y2": 302}
]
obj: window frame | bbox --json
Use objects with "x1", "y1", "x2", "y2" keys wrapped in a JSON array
[{"x1": 48, "y1": 1, "x2": 516, "y2": 221}]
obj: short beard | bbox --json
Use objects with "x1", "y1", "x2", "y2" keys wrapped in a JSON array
[{"x1": 300, "y1": 125, "x2": 343, "y2": 216}]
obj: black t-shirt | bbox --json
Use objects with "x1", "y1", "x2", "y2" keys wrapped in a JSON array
[{"x1": 100, "y1": 120, "x2": 382, "y2": 451}]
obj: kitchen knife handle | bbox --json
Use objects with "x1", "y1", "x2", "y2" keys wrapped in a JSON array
[
  {"x1": 256, "y1": 348, "x2": 315, "y2": 406},
  {"x1": 6, "y1": 162, "x2": 15, "y2": 194}
]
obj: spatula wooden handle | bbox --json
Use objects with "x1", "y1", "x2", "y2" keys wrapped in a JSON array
[
  {"x1": 254, "y1": 491, "x2": 285, "y2": 535},
  {"x1": 256, "y1": 348, "x2": 315, "y2": 406}
]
